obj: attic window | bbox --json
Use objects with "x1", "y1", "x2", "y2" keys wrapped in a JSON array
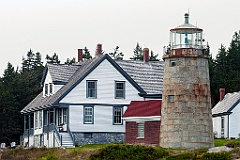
[
  {"x1": 45, "y1": 84, "x2": 48, "y2": 96},
  {"x1": 49, "y1": 83, "x2": 53, "y2": 94},
  {"x1": 170, "y1": 60, "x2": 176, "y2": 67}
]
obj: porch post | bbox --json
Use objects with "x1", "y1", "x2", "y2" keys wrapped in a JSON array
[{"x1": 28, "y1": 114, "x2": 30, "y2": 147}]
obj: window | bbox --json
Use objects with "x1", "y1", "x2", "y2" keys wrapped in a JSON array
[
  {"x1": 45, "y1": 84, "x2": 48, "y2": 96},
  {"x1": 39, "y1": 110, "x2": 42, "y2": 128},
  {"x1": 58, "y1": 109, "x2": 62, "y2": 125},
  {"x1": 168, "y1": 95, "x2": 175, "y2": 102},
  {"x1": 49, "y1": 109, "x2": 54, "y2": 124},
  {"x1": 84, "y1": 106, "x2": 94, "y2": 124},
  {"x1": 34, "y1": 111, "x2": 42, "y2": 129},
  {"x1": 63, "y1": 109, "x2": 67, "y2": 124},
  {"x1": 170, "y1": 60, "x2": 176, "y2": 67},
  {"x1": 137, "y1": 123, "x2": 144, "y2": 138},
  {"x1": 86, "y1": 81, "x2": 97, "y2": 98},
  {"x1": 49, "y1": 83, "x2": 53, "y2": 94},
  {"x1": 35, "y1": 112, "x2": 38, "y2": 129},
  {"x1": 58, "y1": 108, "x2": 67, "y2": 125},
  {"x1": 115, "y1": 81, "x2": 125, "y2": 99},
  {"x1": 113, "y1": 107, "x2": 122, "y2": 124}
]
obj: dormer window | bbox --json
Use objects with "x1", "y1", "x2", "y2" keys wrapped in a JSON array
[
  {"x1": 45, "y1": 84, "x2": 48, "y2": 96},
  {"x1": 49, "y1": 83, "x2": 53, "y2": 94}
]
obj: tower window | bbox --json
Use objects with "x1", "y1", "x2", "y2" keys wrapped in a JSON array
[
  {"x1": 168, "y1": 95, "x2": 175, "y2": 102},
  {"x1": 170, "y1": 60, "x2": 176, "y2": 67}
]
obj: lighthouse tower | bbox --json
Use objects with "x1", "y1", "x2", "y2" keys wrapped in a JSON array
[{"x1": 160, "y1": 13, "x2": 214, "y2": 149}]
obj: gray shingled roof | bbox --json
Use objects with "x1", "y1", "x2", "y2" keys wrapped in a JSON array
[
  {"x1": 212, "y1": 91, "x2": 240, "y2": 115},
  {"x1": 21, "y1": 55, "x2": 164, "y2": 113},
  {"x1": 21, "y1": 56, "x2": 103, "y2": 113},
  {"x1": 116, "y1": 60, "x2": 164, "y2": 94},
  {"x1": 47, "y1": 64, "x2": 81, "y2": 83}
]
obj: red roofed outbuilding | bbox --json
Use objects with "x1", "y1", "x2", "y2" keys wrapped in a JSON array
[{"x1": 122, "y1": 100, "x2": 161, "y2": 145}]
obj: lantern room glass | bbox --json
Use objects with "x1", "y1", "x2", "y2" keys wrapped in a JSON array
[{"x1": 170, "y1": 29, "x2": 203, "y2": 49}]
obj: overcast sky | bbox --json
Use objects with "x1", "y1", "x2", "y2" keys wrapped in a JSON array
[{"x1": 0, "y1": 0, "x2": 240, "y2": 75}]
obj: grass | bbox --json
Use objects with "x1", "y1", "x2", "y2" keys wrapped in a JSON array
[
  {"x1": 0, "y1": 139, "x2": 238, "y2": 160},
  {"x1": 214, "y1": 138, "x2": 229, "y2": 147}
]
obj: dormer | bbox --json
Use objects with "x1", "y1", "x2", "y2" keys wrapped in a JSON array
[{"x1": 41, "y1": 63, "x2": 81, "y2": 97}]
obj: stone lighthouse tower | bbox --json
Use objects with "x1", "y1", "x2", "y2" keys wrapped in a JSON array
[{"x1": 160, "y1": 13, "x2": 214, "y2": 149}]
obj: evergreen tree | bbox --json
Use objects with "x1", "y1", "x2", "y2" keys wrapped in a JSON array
[
  {"x1": 65, "y1": 57, "x2": 76, "y2": 64},
  {"x1": 109, "y1": 46, "x2": 124, "y2": 60},
  {"x1": 22, "y1": 49, "x2": 35, "y2": 72},
  {"x1": 83, "y1": 47, "x2": 92, "y2": 59},
  {"x1": 46, "y1": 53, "x2": 61, "y2": 64},
  {"x1": 131, "y1": 43, "x2": 143, "y2": 60},
  {"x1": 149, "y1": 50, "x2": 159, "y2": 61}
]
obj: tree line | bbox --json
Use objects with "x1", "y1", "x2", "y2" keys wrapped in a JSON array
[
  {"x1": 0, "y1": 44, "x2": 158, "y2": 144},
  {"x1": 1, "y1": 31, "x2": 240, "y2": 144}
]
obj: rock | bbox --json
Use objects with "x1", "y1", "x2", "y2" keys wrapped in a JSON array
[{"x1": 208, "y1": 146, "x2": 233, "y2": 153}]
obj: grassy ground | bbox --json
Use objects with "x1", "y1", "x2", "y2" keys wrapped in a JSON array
[{"x1": 0, "y1": 139, "x2": 237, "y2": 160}]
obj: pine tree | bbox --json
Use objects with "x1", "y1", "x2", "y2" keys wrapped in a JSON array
[
  {"x1": 149, "y1": 50, "x2": 159, "y2": 61},
  {"x1": 131, "y1": 43, "x2": 143, "y2": 60},
  {"x1": 46, "y1": 53, "x2": 61, "y2": 64},
  {"x1": 65, "y1": 58, "x2": 76, "y2": 64},
  {"x1": 83, "y1": 47, "x2": 92, "y2": 59},
  {"x1": 109, "y1": 46, "x2": 124, "y2": 60}
]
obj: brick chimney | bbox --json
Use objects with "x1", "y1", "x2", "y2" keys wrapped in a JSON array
[
  {"x1": 219, "y1": 88, "x2": 225, "y2": 101},
  {"x1": 78, "y1": 49, "x2": 83, "y2": 62},
  {"x1": 96, "y1": 43, "x2": 102, "y2": 55},
  {"x1": 143, "y1": 48, "x2": 149, "y2": 62}
]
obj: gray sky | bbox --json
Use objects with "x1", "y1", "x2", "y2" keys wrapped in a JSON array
[{"x1": 0, "y1": 0, "x2": 240, "y2": 75}]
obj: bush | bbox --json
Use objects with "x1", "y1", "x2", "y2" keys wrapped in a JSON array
[
  {"x1": 89, "y1": 144, "x2": 169, "y2": 160},
  {"x1": 225, "y1": 139, "x2": 240, "y2": 148}
]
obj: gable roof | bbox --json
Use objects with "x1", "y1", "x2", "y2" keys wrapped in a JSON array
[
  {"x1": 22, "y1": 55, "x2": 104, "y2": 113},
  {"x1": 41, "y1": 64, "x2": 81, "y2": 86},
  {"x1": 122, "y1": 100, "x2": 161, "y2": 118},
  {"x1": 212, "y1": 91, "x2": 240, "y2": 116},
  {"x1": 116, "y1": 60, "x2": 164, "y2": 94},
  {"x1": 22, "y1": 54, "x2": 163, "y2": 114}
]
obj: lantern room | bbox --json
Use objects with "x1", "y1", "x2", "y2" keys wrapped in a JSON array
[{"x1": 169, "y1": 13, "x2": 204, "y2": 50}]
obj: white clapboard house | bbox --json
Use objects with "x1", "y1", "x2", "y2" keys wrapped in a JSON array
[
  {"x1": 20, "y1": 46, "x2": 164, "y2": 148},
  {"x1": 212, "y1": 88, "x2": 240, "y2": 138}
]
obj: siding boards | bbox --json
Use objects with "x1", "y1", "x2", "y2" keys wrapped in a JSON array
[
  {"x1": 60, "y1": 59, "x2": 141, "y2": 104},
  {"x1": 229, "y1": 103, "x2": 240, "y2": 138},
  {"x1": 69, "y1": 105, "x2": 125, "y2": 132}
]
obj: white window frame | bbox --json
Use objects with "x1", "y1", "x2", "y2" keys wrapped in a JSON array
[
  {"x1": 45, "y1": 84, "x2": 48, "y2": 96},
  {"x1": 49, "y1": 83, "x2": 53, "y2": 94},
  {"x1": 113, "y1": 107, "x2": 123, "y2": 125},
  {"x1": 86, "y1": 81, "x2": 97, "y2": 98},
  {"x1": 115, "y1": 81, "x2": 125, "y2": 99},
  {"x1": 84, "y1": 106, "x2": 94, "y2": 124}
]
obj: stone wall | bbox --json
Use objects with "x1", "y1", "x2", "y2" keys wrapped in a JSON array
[{"x1": 73, "y1": 132, "x2": 125, "y2": 145}]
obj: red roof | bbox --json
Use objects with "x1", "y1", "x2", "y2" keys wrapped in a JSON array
[{"x1": 122, "y1": 100, "x2": 161, "y2": 118}]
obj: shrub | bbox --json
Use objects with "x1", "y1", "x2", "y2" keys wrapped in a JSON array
[{"x1": 89, "y1": 144, "x2": 169, "y2": 160}]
